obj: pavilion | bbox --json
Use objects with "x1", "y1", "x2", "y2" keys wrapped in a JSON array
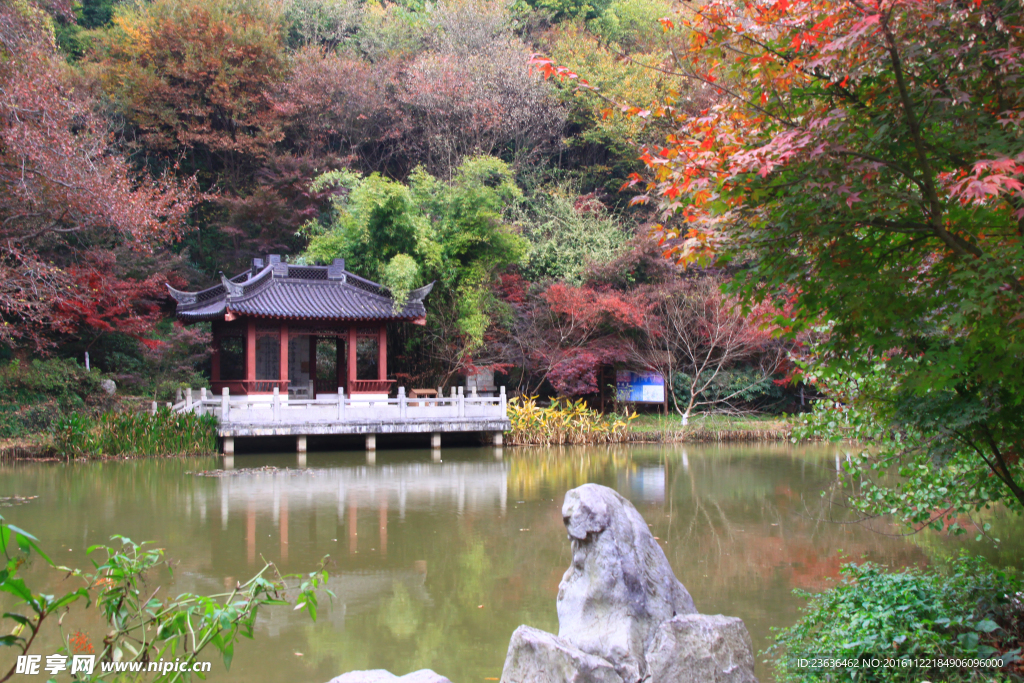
[{"x1": 168, "y1": 255, "x2": 433, "y2": 398}]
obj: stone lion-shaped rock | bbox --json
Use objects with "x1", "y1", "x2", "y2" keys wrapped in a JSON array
[
  {"x1": 558, "y1": 484, "x2": 697, "y2": 681},
  {"x1": 501, "y1": 484, "x2": 757, "y2": 683}
]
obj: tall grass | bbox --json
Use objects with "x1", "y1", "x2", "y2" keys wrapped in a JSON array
[
  {"x1": 507, "y1": 396, "x2": 634, "y2": 445},
  {"x1": 54, "y1": 409, "x2": 218, "y2": 458}
]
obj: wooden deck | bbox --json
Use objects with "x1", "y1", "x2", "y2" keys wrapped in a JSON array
[{"x1": 174, "y1": 386, "x2": 510, "y2": 453}]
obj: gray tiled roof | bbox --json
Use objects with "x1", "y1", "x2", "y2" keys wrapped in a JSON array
[{"x1": 168, "y1": 259, "x2": 432, "y2": 323}]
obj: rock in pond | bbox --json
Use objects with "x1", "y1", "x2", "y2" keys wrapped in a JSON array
[{"x1": 500, "y1": 483, "x2": 757, "y2": 683}]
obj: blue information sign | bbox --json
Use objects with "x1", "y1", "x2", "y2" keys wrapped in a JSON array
[{"x1": 615, "y1": 371, "x2": 665, "y2": 403}]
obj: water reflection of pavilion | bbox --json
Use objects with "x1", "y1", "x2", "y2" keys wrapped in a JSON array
[
  {"x1": 172, "y1": 462, "x2": 510, "y2": 636},
  {"x1": 210, "y1": 463, "x2": 508, "y2": 559}
]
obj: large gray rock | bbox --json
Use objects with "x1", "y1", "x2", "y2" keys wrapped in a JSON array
[
  {"x1": 500, "y1": 484, "x2": 757, "y2": 683},
  {"x1": 500, "y1": 626, "x2": 623, "y2": 683},
  {"x1": 557, "y1": 484, "x2": 696, "y2": 682},
  {"x1": 328, "y1": 671, "x2": 451, "y2": 683},
  {"x1": 99, "y1": 379, "x2": 116, "y2": 395},
  {"x1": 646, "y1": 614, "x2": 758, "y2": 683}
]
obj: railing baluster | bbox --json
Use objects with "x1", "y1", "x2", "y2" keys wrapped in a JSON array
[
  {"x1": 399, "y1": 387, "x2": 407, "y2": 419},
  {"x1": 458, "y1": 386, "x2": 465, "y2": 418},
  {"x1": 273, "y1": 386, "x2": 281, "y2": 422},
  {"x1": 222, "y1": 387, "x2": 230, "y2": 422},
  {"x1": 338, "y1": 388, "x2": 345, "y2": 421},
  {"x1": 500, "y1": 385, "x2": 506, "y2": 418}
]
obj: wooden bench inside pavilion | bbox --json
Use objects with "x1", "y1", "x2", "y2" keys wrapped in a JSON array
[{"x1": 168, "y1": 255, "x2": 509, "y2": 455}]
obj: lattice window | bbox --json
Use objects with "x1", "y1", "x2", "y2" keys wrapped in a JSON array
[
  {"x1": 241, "y1": 267, "x2": 273, "y2": 296},
  {"x1": 287, "y1": 266, "x2": 328, "y2": 280},
  {"x1": 346, "y1": 273, "x2": 387, "y2": 296},
  {"x1": 197, "y1": 285, "x2": 226, "y2": 303}
]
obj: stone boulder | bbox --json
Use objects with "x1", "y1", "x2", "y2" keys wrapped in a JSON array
[
  {"x1": 646, "y1": 614, "x2": 757, "y2": 683},
  {"x1": 499, "y1": 484, "x2": 757, "y2": 683},
  {"x1": 328, "y1": 671, "x2": 452, "y2": 683},
  {"x1": 99, "y1": 379, "x2": 116, "y2": 395},
  {"x1": 502, "y1": 626, "x2": 624, "y2": 683},
  {"x1": 557, "y1": 484, "x2": 696, "y2": 682}
]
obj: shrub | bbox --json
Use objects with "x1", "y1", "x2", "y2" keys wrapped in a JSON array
[
  {"x1": 0, "y1": 359, "x2": 108, "y2": 437},
  {"x1": 767, "y1": 556, "x2": 1023, "y2": 682},
  {"x1": 507, "y1": 395, "x2": 634, "y2": 445}
]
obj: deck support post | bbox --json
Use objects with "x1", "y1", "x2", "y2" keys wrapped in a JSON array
[
  {"x1": 366, "y1": 434, "x2": 376, "y2": 451},
  {"x1": 494, "y1": 447, "x2": 502, "y2": 461},
  {"x1": 366, "y1": 450, "x2": 376, "y2": 465},
  {"x1": 222, "y1": 454, "x2": 235, "y2": 469},
  {"x1": 222, "y1": 387, "x2": 230, "y2": 422},
  {"x1": 296, "y1": 434, "x2": 306, "y2": 454},
  {"x1": 491, "y1": 431, "x2": 503, "y2": 446},
  {"x1": 297, "y1": 452, "x2": 307, "y2": 468},
  {"x1": 432, "y1": 448, "x2": 441, "y2": 462},
  {"x1": 430, "y1": 433, "x2": 441, "y2": 449},
  {"x1": 223, "y1": 436, "x2": 234, "y2": 455}
]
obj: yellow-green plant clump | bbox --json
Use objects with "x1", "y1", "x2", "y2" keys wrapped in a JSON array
[{"x1": 507, "y1": 396, "x2": 634, "y2": 446}]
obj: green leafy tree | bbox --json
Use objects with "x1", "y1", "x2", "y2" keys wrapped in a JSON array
[
  {"x1": 304, "y1": 156, "x2": 527, "y2": 381},
  {"x1": 513, "y1": 184, "x2": 629, "y2": 285}
]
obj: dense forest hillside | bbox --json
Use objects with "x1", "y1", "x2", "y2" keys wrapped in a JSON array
[{"x1": 1, "y1": 0, "x2": 792, "y2": 415}]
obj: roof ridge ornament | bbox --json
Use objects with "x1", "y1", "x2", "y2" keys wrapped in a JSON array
[{"x1": 166, "y1": 283, "x2": 197, "y2": 305}]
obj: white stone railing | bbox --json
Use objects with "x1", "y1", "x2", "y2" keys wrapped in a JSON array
[{"x1": 170, "y1": 385, "x2": 508, "y2": 425}]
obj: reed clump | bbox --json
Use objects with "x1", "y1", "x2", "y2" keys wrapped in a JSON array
[
  {"x1": 54, "y1": 408, "x2": 218, "y2": 458},
  {"x1": 507, "y1": 396, "x2": 634, "y2": 445}
]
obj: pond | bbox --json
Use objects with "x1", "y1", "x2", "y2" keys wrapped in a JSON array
[{"x1": 2, "y1": 444, "x2": 1021, "y2": 681}]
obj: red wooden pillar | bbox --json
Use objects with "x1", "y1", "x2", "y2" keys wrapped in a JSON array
[
  {"x1": 308, "y1": 335, "x2": 317, "y2": 397},
  {"x1": 246, "y1": 318, "x2": 256, "y2": 394},
  {"x1": 347, "y1": 325, "x2": 357, "y2": 389},
  {"x1": 335, "y1": 332, "x2": 345, "y2": 391},
  {"x1": 377, "y1": 325, "x2": 387, "y2": 381},
  {"x1": 279, "y1": 323, "x2": 289, "y2": 393},
  {"x1": 211, "y1": 325, "x2": 221, "y2": 386}
]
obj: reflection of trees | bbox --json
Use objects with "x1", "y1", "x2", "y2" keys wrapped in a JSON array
[
  {"x1": 640, "y1": 448, "x2": 936, "y2": 666},
  {"x1": 507, "y1": 446, "x2": 633, "y2": 500}
]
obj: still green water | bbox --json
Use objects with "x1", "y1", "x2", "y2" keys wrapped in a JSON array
[{"x1": 1, "y1": 444, "x2": 1020, "y2": 682}]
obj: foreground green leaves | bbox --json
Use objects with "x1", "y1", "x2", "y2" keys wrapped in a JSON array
[
  {"x1": 0, "y1": 515, "x2": 331, "y2": 682},
  {"x1": 767, "y1": 556, "x2": 1023, "y2": 683}
]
